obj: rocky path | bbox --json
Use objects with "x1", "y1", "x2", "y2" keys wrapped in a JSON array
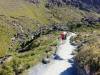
[{"x1": 28, "y1": 32, "x2": 77, "y2": 75}]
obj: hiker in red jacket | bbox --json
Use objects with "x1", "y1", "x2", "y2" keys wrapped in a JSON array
[
  {"x1": 61, "y1": 32, "x2": 67, "y2": 40},
  {"x1": 60, "y1": 31, "x2": 67, "y2": 44}
]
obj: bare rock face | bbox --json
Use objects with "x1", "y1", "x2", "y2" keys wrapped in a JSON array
[
  {"x1": 47, "y1": 0, "x2": 100, "y2": 7},
  {"x1": 47, "y1": 0, "x2": 100, "y2": 12},
  {"x1": 28, "y1": 0, "x2": 39, "y2": 4}
]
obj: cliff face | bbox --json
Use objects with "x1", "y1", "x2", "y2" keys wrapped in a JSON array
[
  {"x1": 47, "y1": 0, "x2": 100, "y2": 12},
  {"x1": 80, "y1": 0, "x2": 100, "y2": 5},
  {"x1": 48, "y1": 0, "x2": 100, "y2": 6}
]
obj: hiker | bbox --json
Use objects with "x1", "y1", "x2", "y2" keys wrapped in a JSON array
[
  {"x1": 61, "y1": 32, "x2": 67, "y2": 40},
  {"x1": 60, "y1": 31, "x2": 67, "y2": 44},
  {"x1": 53, "y1": 37, "x2": 60, "y2": 56}
]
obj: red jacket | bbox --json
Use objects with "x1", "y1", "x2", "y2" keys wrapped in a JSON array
[{"x1": 61, "y1": 33, "x2": 65, "y2": 40}]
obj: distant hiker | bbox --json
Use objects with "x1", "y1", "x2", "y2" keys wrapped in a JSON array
[
  {"x1": 53, "y1": 38, "x2": 59, "y2": 56},
  {"x1": 60, "y1": 31, "x2": 67, "y2": 44},
  {"x1": 60, "y1": 32, "x2": 67, "y2": 40}
]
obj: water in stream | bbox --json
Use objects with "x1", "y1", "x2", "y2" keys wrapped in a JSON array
[{"x1": 28, "y1": 33, "x2": 77, "y2": 75}]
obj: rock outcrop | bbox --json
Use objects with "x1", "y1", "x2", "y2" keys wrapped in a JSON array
[
  {"x1": 47, "y1": 0, "x2": 100, "y2": 12},
  {"x1": 17, "y1": 24, "x2": 69, "y2": 52},
  {"x1": 0, "y1": 55, "x2": 12, "y2": 64},
  {"x1": 28, "y1": 0, "x2": 40, "y2": 4},
  {"x1": 76, "y1": 62, "x2": 89, "y2": 75}
]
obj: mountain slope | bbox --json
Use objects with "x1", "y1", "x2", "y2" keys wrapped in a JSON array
[
  {"x1": 0, "y1": 0, "x2": 100, "y2": 62},
  {"x1": 0, "y1": 0, "x2": 100, "y2": 75},
  {"x1": 0, "y1": 0, "x2": 86, "y2": 57}
]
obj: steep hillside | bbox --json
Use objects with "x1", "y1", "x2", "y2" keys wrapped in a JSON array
[
  {"x1": 0, "y1": 0, "x2": 100, "y2": 75},
  {"x1": 0, "y1": 0, "x2": 88, "y2": 57}
]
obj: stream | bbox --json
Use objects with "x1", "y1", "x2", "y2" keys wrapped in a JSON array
[{"x1": 28, "y1": 32, "x2": 77, "y2": 75}]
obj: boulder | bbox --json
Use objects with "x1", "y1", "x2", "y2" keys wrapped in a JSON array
[{"x1": 42, "y1": 57, "x2": 50, "y2": 64}]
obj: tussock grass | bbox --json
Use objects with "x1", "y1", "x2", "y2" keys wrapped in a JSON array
[{"x1": 74, "y1": 27, "x2": 100, "y2": 74}]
